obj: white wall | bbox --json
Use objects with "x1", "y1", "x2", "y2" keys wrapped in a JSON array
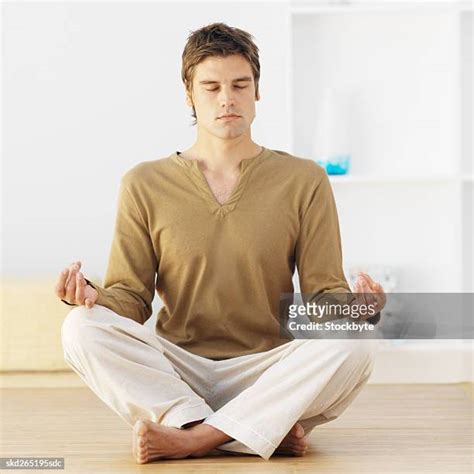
[
  {"x1": 4, "y1": 2, "x2": 469, "y2": 293},
  {"x1": 461, "y1": 11, "x2": 473, "y2": 293},
  {"x1": 2, "y1": 1, "x2": 290, "y2": 278}
]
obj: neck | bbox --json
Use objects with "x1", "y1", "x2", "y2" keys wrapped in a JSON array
[{"x1": 182, "y1": 137, "x2": 262, "y2": 174}]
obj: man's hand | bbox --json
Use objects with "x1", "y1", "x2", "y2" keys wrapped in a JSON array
[
  {"x1": 351, "y1": 271, "x2": 386, "y2": 322},
  {"x1": 55, "y1": 260, "x2": 99, "y2": 308}
]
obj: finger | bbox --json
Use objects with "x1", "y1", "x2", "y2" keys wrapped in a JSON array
[
  {"x1": 361, "y1": 279, "x2": 377, "y2": 309},
  {"x1": 352, "y1": 280, "x2": 365, "y2": 322},
  {"x1": 368, "y1": 279, "x2": 386, "y2": 302},
  {"x1": 64, "y1": 261, "x2": 81, "y2": 287},
  {"x1": 64, "y1": 262, "x2": 77, "y2": 286},
  {"x1": 84, "y1": 298, "x2": 94, "y2": 309},
  {"x1": 354, "y1": 280, "x2": 364, "y2": 304},
  {"x1": 373, "y1": 281, "x2": 385, "y2": 294},
  {"x1": 75, "y1": 272, "x2": 86, "y2": 305},
  {"x1": 65, "y1": 263, "x2": 80, "y2": 302},
  {"x1": 55, "y1": 268, "x2": 69, "y2": 298},
  {"x1": 359, "y1": 276, "x2": 370, "y2": 300},
  {"x1": 360, "y1": 272, "x2": 377, "y2": 290},
  {"x1": 355, "y1": 276, "x2": 370, "y2": 317},
  {"x1": 356, "y1": 276, "x2": 366, "y2": 298}
]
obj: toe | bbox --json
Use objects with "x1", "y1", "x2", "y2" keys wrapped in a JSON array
[
  {"x1": 134, "y1": 419, "x2": 148, "y2": 437},
  {"x1": 294, "y1": 423, "x2": 305, "y2": 439},
  {"x1": 137, "y1": 446, "x2": 148, "y2": 462},
  {"x1": 136, "y1": 448, "x2": 148, "y2": 464},
  {"x1": 292, "y1": 444, "x2": 308, "y2": 455},
  {"x1": 293, "y1": 436, "x2": 307, "y2": 447},
  {"x1": 290, "y1": 442, "x2": 306, "y2": 452}
]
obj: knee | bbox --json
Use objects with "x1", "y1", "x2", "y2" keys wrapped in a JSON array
[
  {"x1": 61, "y1": 305, "x2": 98, "y2": 354},
  {"x1": 339, "y1": 339, "x2": 377, "y2": 375},
  {"x1": 303, "y1": 338, "x2": 377, "y2": 374}
]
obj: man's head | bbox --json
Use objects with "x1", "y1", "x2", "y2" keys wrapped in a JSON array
[{"x1": 181, "y1": 23, "x2": 260, "y2": 139}]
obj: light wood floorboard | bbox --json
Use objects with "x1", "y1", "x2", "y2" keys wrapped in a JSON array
[{"x1": 0, "y1": 382, "x2": 472, "y2": 473}]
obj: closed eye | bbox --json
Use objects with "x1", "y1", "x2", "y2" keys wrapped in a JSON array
[{"x1": 206, "y1": 86, "x2": 247, "y2": 92}]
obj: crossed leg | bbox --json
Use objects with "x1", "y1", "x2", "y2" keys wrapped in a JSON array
[
  {"x1": 131, "y1": 338, "x2": 376, "y2": 462},
  {"x1": 61, "y1": 305, "x2": 376, "y2": 463}
]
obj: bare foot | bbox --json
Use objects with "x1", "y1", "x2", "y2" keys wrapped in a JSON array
[
  {"x1": 274, "y1": 422, "x2": 308, "y2": 456},
  {"x1": 132, "y1": 419, "x2": 197, "y2": 464}
]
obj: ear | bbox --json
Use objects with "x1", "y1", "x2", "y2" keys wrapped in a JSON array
[
  {"x1": 186, "y1": 92, "x2": 193, "y2": 107},
  {"x1": 185, "y1": 83, "x2": 194, "y2": 107}
]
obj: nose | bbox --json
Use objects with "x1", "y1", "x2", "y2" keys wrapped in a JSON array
[{"x1": 218, "y1": 86, "x2": 236, "y2": 107}]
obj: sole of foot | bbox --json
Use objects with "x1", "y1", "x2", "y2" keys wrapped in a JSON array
[{"x1": 132, "y1": 419, "x2": 194, "y2": 464}]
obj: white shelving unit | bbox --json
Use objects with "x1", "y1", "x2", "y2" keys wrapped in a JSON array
[
  {"x1": 328, "y1": 174, "x2": 460, "y2": 184},
  {"x1": 288, "y1": 0, "x2": 473, "y2": 382}
]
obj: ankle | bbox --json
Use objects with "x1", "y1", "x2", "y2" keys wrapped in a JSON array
[
  {"x1": 186, "y1": 423, "x2": 232, "y2": 456},
  {"x1": 182, "y1": 419, "x2": 204, "y2": 429}
]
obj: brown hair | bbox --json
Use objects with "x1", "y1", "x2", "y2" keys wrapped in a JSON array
[{"x1": 181, "y1": 22, "x2": 260, "y2": 126}]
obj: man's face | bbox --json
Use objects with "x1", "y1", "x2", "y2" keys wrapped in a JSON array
[{"x1": 186, "y1": 54, "x2": 260, "y2": 139}]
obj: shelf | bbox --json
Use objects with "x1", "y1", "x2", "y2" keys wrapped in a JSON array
[
  {"x1": 289, "y1": 3, "x2": 473, "y2": 299},
  {"x1": 379, "y1": 340, "x2": 473, "y2": 350},
  {"x1": 327, "y1": 174, "x2": 462, "y2": 184},
  {"x1": 290, "y1": 0, "x2": 474, "y2": 15}
]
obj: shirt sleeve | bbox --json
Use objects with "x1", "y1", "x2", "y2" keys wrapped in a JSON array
[
  {"x1": 295, "y1": 167, "x2": 380, "y2": 325},
  {"x1": 61, "y1": 177, "x2": 158, "y2": 325}
]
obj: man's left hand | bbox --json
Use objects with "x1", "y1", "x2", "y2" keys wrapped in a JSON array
[{"x1": 352, "y1": 271, "x2": 387, "y2": 321}]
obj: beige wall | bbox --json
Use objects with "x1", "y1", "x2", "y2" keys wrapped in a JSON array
[{"x1": 0, "y1": 278, "x2": 102, "y2": 371}]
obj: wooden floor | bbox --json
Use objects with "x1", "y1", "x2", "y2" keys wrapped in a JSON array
[{"x1": 0, "y1": 381, "x2": 472, "y2": 473}]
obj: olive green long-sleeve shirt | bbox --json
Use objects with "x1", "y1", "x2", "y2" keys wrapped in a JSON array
[{"x1": 69, "y1": 146, "x2": 380, "y2": 360}]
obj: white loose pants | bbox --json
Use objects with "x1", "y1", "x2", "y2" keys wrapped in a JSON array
[{"x1": 61, "y1": 304, "x2": 378, "y2": 460}]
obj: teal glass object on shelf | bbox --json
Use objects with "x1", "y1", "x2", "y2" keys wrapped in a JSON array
[{"x1": 316, "y1": 154, "x2": 351, "y2": 175}]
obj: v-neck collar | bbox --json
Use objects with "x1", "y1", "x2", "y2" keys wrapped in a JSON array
[{"x1": 171, "y1": 146, "x2": 271, "y2": 216}]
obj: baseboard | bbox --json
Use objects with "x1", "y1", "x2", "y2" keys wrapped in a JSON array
[
  {"x1": 1, "y1": 341, "x2": 472, "y2": 387},
  {"x1": 0, "y1": 371, "x2": 86, "y2": 388},
  {"x1": 370, "y1": 341, "x2": 473, "y2": 383}
]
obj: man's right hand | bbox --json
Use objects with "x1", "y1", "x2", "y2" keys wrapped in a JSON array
[{"x1": 55, "y1": 261, "x2": 99, "y2": 308}]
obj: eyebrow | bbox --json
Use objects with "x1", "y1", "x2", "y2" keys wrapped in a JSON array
[{"x1": 198, "y1": 76, "x2": 253, "y2": 85}]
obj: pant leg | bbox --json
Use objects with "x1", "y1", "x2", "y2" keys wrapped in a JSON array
[
  {"x1": 297, "y1": 339, "x2": 379, "y2": 436},
  {"x1": 61, "y1": 304, "x2": 215, "y2": 428},
  {"x1": 203, "y1": 338, "x2": 377, "y2": 460}
]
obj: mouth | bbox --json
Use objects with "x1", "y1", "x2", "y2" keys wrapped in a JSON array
[{"x1": 218, "y1": 115, "x2": 241, "y2": 121}]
